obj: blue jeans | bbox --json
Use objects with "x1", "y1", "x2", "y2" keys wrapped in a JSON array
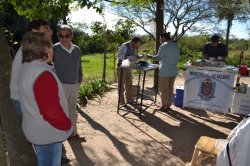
[
  {"x1": 34, "y1": 142, "x2": 62, "y2": 166},
  {"x1": 11, "y1": 99, "x2": 23, "y2": 118}
]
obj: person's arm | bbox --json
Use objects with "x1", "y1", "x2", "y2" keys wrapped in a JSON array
[
  {"x1": 117, "y1": 44, "x2": 127, "y2": 66},
  {"x1": 33, "y1": 71, "x2": 71, "y2": 131},
  {"x1": 78, "y1": 60, "x2": 83, "y2": 83},
  {"x1": 222, "y1": 44, "x2": 228, "y2": 60},
  {"x1": 10, "y1": 46, "x2": 23, "y2": 96},
  {"x1": 78, "y1": 50, "x2": 83, "y2": 84},
  {"x1": 202, "y1": 44, "x2": 209, "y2": 60},
  {"x1": 216, "y1": 44, "x2": 228, "y2": 61},
  {"x1": 148, "y1": 45, "x2": 163, "y2": 61}
]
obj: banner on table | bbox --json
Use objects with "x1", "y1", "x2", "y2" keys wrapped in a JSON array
[{"x1": 183, "y1": 69, "x2": 235, "y2": 113}]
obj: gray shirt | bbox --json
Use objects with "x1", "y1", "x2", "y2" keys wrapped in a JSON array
[
  {"x1": 117, "y1": 42, "x2": 138, "y2": 65},
  {"x1": 53, "y1": 43, "x2": 83, "y2": 84}
]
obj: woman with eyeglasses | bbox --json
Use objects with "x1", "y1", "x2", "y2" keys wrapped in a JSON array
[{"x1": 53, "y1": 25, "x2": 83, "y2": 139}]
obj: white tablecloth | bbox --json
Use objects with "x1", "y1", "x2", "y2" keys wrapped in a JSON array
[{"x1": 183, "y1": 65, "x2": 237, "y2": 113}]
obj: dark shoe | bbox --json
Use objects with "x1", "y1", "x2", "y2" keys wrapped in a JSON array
[
  {"x1": 127, "y1": 99, "x2": 137, "y2": 105},
  {"x1": 68, "y1": 134, "x2": 86, "y2": 142},
  {"x1": 119, "y1": 101, "x2": 126, "y2": 105},
  {"x1": 61, "y1": 156, "x2": 70, "y2": 165},
  {"x1": 157, "y1": 106, "x2": 170, "y2": 112}
]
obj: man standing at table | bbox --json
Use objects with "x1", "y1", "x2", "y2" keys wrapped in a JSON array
[
  {"x1": 148, "y1": 32, "x2": 180, "y2": 112},
  {"x1": 117, "y1": 37, "x2": 142, "y2": 105},
  {"x1": 202, "y1": 34, "x2": 228, "y2": 62}
]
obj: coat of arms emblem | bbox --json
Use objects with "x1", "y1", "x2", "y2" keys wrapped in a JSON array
[{"x1": 198, "y1": 77, "x2": 215, "y2": 100}]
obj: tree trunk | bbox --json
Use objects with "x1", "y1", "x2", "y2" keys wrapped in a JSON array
[
  {"x1": 63, "y1": 17, "x2": 67, "y2": 25},
  {"x1": 225, "y1": 18, "x2": 232, "y2": 48},
  {"x1": 153, "y1": 0, "x2": 164, "y2": 88},
  {"x1": 0, "y1": 28, "x2": 35, "y2": 165},
  {"x1": 113, "y1": 51, "x2": 116, "y2": 81},
  {"x1": 102, "y1": 49, "x2": 107, "y2": 81}
]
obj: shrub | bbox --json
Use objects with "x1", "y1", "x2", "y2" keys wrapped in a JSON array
[{"x1": 78, "y1": 80, "x2": 110, "y2": 106}]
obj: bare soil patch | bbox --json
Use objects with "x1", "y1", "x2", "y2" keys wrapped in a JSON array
[{"x1": 63, "y1": 75, "x2": 250, "y2": 166}]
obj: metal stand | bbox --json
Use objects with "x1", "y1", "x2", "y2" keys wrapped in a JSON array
[{"x1": 117, "y1": 64, "x2": 159, "y2": 118}]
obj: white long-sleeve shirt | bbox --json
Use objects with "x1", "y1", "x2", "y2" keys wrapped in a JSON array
[
  {"x1": 216, "y1": 117, "x2": 250, "y2": 166},
  {"x1": 10, "y1": 46, "x2": 22, "y2": 100}
]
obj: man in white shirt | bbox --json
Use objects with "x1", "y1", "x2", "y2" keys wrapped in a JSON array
[
  {"x1": 216, "y1": 116, "x2": 250, "y2": 166},
  {"x1": 9, "y1": 19, "x2": 52, "y2": 118}
]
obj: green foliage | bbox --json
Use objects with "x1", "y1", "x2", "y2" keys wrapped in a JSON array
[
  {"x1": 178, "y1": 35, "x2": 209, "y2": 53},
  {"x1": 210, "y1": 0, "x2": 249, "y2": 21},
  {"x1": 90, "y1": 19, "x2": 135, "y2": 49},
  {"x1": 89, "y1": 19, "x2": 136, "y2": 81},
  {"x1": 139, "y1": 35, "x2": 155, "y2": 54},
  {"x1": 9, "y1": 0, "x2": 70, "y2": 20},
  {"x1": 78, "y1": 0, "x2": 103, "y2": 13},
  {"x1": 8, "y1": 0, "x2": 103, "y2": 21},
  {"x1": 226, "y1": 50, "x2": 250, "y2": 66},
  {"x1": 82, "y1": 53, "x2": 115, "y2": 82},
  {"x1": 0, "y1": 1, "x2": 28, "y2": 49},
  {"x1": 112, "y1": 19, "x2": 135, "y2": 45},
  {"x1": 72, "y1": 27, "x2": 94, "y2": 54},
  {"x1": 111, "y1": 0, "x2": 153, "y2": 7},
  {"x1": 78, "y1": 80, "x2": 110, "y2": 106},
  {"x1": 176, "y1": 35, "x2": 207, "y2": 68},
  {"x1": 3, "y1": 28, "x2": 19, "y2": 59}
]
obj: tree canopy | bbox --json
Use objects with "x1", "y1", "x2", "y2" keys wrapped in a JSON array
[{"x1": 112, "y1": 0, "x2": 214, "y2": 41}]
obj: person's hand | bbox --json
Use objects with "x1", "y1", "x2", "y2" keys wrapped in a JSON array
[
  {"x1": 140, "y1": 53, "x2": 148, "y2": 58},
  {"x1": 209, "y1": 57, "x2": 216, "y2": 62},
  {"x1": 217, "y1": 56, "x2": 223, "y2": 60},
  {"x1": 128, "y1": 56, "x2": 136, "y2": 61},
  {"x1": 145, "y1": 54, "x2": 152, "y2": 59}
]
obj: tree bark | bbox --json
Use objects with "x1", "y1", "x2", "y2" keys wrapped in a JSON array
[
  {"x1": 154, "y1": 0, "x2": 164, "y2": 88},
  {"x1": 0, "y1": 28, "x2": 35, "y2": 165},
  {"x1": 102, "y1": 49, "x2": 107, "y2": 81},
  {"x1": 225, "y1": 18, "x2": 232, "y2": 48}
]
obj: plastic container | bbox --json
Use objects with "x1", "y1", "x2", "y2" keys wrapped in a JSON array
[
  {"x1": 174, "y1": 86, "x2": 184, "y2": 107},
  {"x1": 176, "y1": 87, "x2": 184, "y2": 98},
  {"x1": 231, "y1": 92, "x2": 250, "y2": 115},
  {"x1": 239, "y1": 64, "x2": 248, "y2": 76},
  {"x1": 174, "y1": 98, "x2": 183, "y2": 107}
]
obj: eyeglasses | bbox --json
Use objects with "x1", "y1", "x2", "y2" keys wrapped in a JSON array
[{"x1": 58, "y1": 34, "x2": 71, "y2": 38}]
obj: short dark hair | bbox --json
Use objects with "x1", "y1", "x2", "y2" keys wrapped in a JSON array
[
  {"x1": 161, "y1": 32, "x2": 171, "y2": 40},
  {"x1": 22, "y1": 31, "x2": 53, "y2": 63},
  {"x1": 210, "y1": 34, "x2": 220, "y2": 42},
  {"x1": 28, "y1": 19, "x2": 50, "y2": 31},
  {"x1": 131, "y1": 37, "x2": 141, "y2": 43}
]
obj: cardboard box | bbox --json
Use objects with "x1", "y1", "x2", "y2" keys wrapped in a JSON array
[{"x1": 231, "y1": 92, "x2": 250, "y2": 115}]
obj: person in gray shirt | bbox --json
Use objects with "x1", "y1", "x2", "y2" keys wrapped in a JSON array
[
  {"x1": 53, "y1": 25, "x2": 83, "y2": 138},
  {"x1": 117, "y1": 37, "x2": 141, "y2": 104}
]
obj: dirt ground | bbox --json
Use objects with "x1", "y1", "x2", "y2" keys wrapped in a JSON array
[{"x1": 63, "y1": 74, "x2": 250, "y2": 166}]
